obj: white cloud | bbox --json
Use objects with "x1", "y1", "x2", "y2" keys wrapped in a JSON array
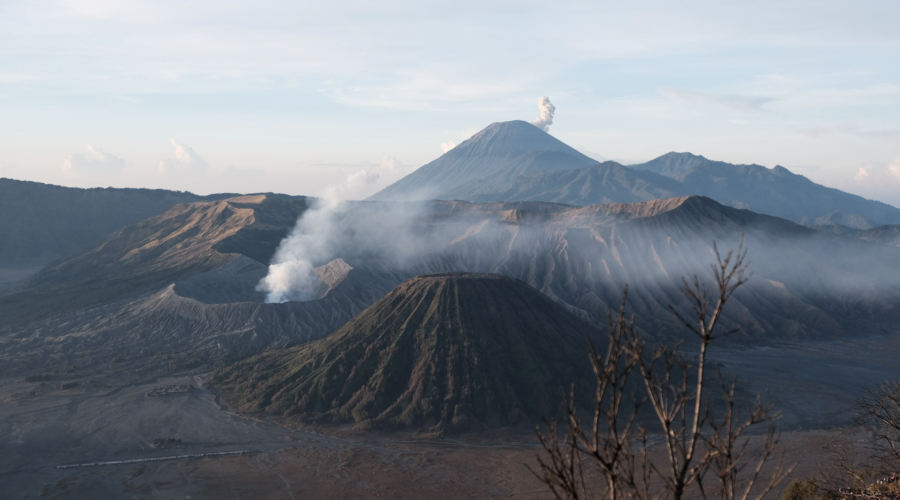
[
  {"x1": 61, "y1": 144, "x2": 127, "y2": 177},
  {"x1": 661, "y1": 89, "x2": 774, "y2": 113},
  {"x1": 322, "y1": 168, "x2": 380, "y2": 202},
  {"x1": 853, "y1": 157, "x2": 900, "y2": 186},
  {"x1": 440, "y1": 141, "x2": 456, "y2": 153},
  {"x1": 889, "y1": 156, "x2": 900, "y2": 182},
  {"x1": 380, "y1": 156, "x2": 404, "y2": 171},
  {"x1": 158, "y1": 138, "x2": 208, "y2": 175}
]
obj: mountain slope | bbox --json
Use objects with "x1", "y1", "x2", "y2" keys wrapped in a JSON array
[
  {"x1": 210, "y1": 273, "x2": 601, "y2": 432},
  {"x1": 0, "y1": 194, "x2": 309, "y2": 327},
  {"x1": 368, "y1": 120, "x2": 597, "y2": 201},
  {"x1": 4, "y1": 195, "x2": 900, "y2": 382},
  {"x1": 628, "y1": 152, "x2": 900, "y2": 228},
  {"x1": 458, "y1": 162, "x2": 687, "y2": 204},
  {"x1": 816, "y1": 223, "x2": 900, "y2": 247},
  {"x1": 0, "y1": 178, "x2": 241, "y2": 266},
  {"x1": 366, "y1": 120, "x2": 900, "y2": 228}
]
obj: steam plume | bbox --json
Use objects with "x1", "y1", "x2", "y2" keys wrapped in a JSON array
[
  {"x1": 258, "y1": 168, "x2": 385, "y2": 303},
  {"x1": 530, "y1": 96, "x2": 556, "y2": 131}
]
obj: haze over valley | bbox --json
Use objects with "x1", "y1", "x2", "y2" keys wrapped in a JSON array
[{"x1": 2, "y1": 2, "x2": 900, "y2": 496}]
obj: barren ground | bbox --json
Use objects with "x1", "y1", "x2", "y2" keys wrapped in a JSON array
[{"x1": 1, "y1": 336, "x2": 897, "y2": 499}]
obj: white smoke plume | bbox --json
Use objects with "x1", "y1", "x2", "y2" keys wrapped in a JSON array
[
  {"x1": 258, "y1": 168, "x2": 389, "y2": 303},
  {"x1": 530, "y1": 96, "x2": 556, "y2": 131}
]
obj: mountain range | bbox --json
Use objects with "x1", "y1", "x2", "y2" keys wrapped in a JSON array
[
  {"x1": 370, "y1": 120, "x2": 900, "y2": 229},
  {"x1": 0, "y1": 178, "x2": 245, "y2": 267},
  {"x1": 4, "y1": 119, "x2": 900, "y2": 434},
  {"x1": 4, "y1": 192, "x2": 900, "y2": 382}
]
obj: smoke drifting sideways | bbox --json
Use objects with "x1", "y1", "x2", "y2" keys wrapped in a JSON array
[
  {"x1": 256, "y1": 169, "x2": 446, "y2": 303},
  {"x1": 530, "y1": 96, "x2": 556, "y2": 131}
]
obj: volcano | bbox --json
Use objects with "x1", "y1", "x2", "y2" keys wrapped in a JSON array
[
  {"x1": 368, "y1": 120, "x2": 597, "y2": 201},
  {"x1": 368, "y1": 121, "x2": 900, "y2": 228},
  {"x1": 210, "y1": 273, "x2": 602, "y2": 432}
]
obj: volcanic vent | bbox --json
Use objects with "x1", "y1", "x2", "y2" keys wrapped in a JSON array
[{"x1": 211, "y1": 272, "x2": 602, "y2": 433}]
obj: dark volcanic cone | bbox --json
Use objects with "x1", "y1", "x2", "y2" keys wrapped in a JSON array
[{"x1": 211, "y1": 272, "x2": 602, "y2": 433}]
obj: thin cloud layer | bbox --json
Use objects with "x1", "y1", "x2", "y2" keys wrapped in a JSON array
[
  {"x1": 796, "y1": 123, "x2": 900, "y2": 141},
  {"x1": 662, "y1": 89, "x2": 774, "y2": 113}
]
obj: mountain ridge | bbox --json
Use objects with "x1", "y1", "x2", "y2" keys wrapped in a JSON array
[{"x1": 367, "y1": 120, "x2": 900, "y2": 229}]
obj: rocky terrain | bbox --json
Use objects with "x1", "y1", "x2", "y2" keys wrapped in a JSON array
[
  {"x1": 211, "y1": 273, "x2": 602, "y2": 432},
  {"x1": 2, "y1": 143, "x2": 900, "y2": 497},
  {"x1": 4, "y1": 194, "x2": 900, "y2": 383}
]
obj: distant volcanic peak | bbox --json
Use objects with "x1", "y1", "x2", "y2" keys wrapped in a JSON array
[
  {"x1": 455, "y1": 120, "x2": 591, "y2": 158},
  {"x1": 367, "y1": 119, "x2": 597, "y2": 202},
  {"x1": 212, "y1": 272, "x2": 600, "y2": 432}
]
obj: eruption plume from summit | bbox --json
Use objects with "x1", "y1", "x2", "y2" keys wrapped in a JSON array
[{"x1": 530, "y1": 96, "x2": 556, "y2": 131}]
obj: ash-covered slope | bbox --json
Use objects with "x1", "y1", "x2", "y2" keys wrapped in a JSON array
[
  {"x1": 368, "y1": 120, "x2": 597, "y2": 201},
  {"x1": 0, "y1": 194, "x2": 309, "y2": 327},
  {"x1": 4, "y1": 195, "x2": 900, "y2": 382},
  {"x1": 210, "y1": 273, "x2": 600, "y2": 432},
  {"x1": 0, "y1": 256, "x2": 399, "y2": 376},
  {"x1": 461, "y1": 161, "x2": 687, "y2": 204},
  {"x1": 0, "y1": 178, "x2": 241, "y2": 267}
]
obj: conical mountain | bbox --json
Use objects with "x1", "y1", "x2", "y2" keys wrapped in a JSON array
[
  {"x1": 367, "y1": 120, "x2": 597, "y2": 201},
  {"x1": 368, "y1": 118, "x2": 900, "y2": 227},
  {"x1": 211, "y1": 272, "x2": 602, "y2": 432}
]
